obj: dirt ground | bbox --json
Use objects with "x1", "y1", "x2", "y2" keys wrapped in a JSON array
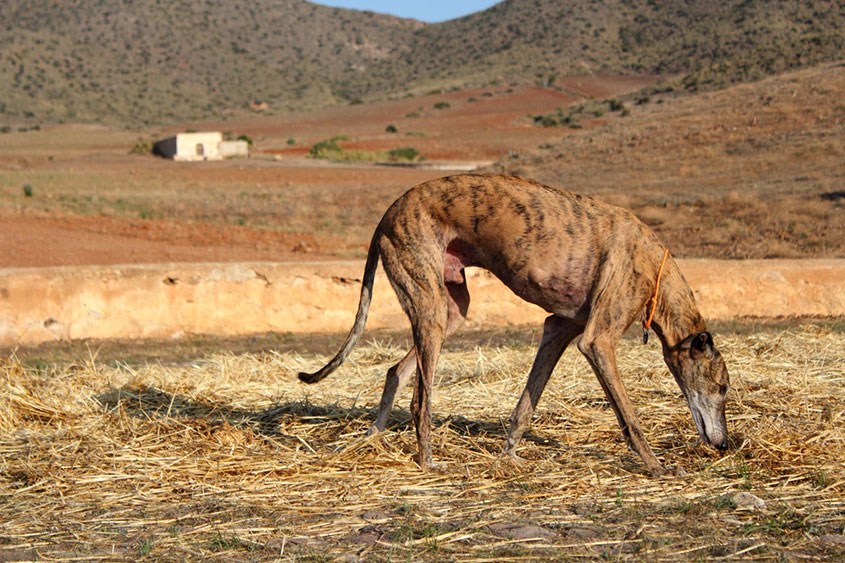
[
  {"x1": 2, "y1": 66, "x2": 841, "y2": 268},
  {"x1": 0, "y1": 74, "x2": 746, "y2": 269}
]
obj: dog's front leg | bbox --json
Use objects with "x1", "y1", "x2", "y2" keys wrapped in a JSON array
[
  {"x1": 578, "y1": 335, "x2": 669, "y2": 476},
  {"x1": 506, "y1": 316, "x2": 582, "y2": 456}
]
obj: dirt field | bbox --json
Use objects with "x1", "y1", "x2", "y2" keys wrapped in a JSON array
[
  {"x1": 1, "y1": 82, "x2": 621, "y2": 267},
  {"x1": 2, "y1": 68, "x2": 841, "y2": 268}
]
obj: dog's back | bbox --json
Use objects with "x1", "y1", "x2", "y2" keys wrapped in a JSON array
[{"x1": 378, "y1": 174, "x2": 662, "y2": 321}]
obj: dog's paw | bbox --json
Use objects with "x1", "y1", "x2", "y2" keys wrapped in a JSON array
[
  {"x1": 648, "y1": 464, "x2": 671, "y2": 478},
  {"x1": 500, "y1": 447, "x2": 523, "y2": 465},
  {"x1": 412, "y1": 454, "x2": 446, "y2": 472},
  {"x1": 648, "y1": 464, "x2": 686, "y2": 478}
]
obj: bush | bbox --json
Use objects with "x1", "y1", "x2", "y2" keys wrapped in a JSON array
[
  {"x1": 433, "y1": 101, "x2": 450, "y2": 110},
  {"x1": 286, "y1": 137, "x2": 295, "y2": 145},
  {"x1": 387, "y1": 147, "x2": 419, "y2": 162},
  {"x1": 608, "y1": 99, "x2": 625, "y2": 112},
  {"x1": 309, "y1": 136, "x2": 347, "y2": 159},
  {"x1": 129, "y1": 139, "x2": 153, "y2": 155},
  {"x1": 23, "y1": 184, "x2": 33, "y2": 197},
  {"x1": 385, "y1": 124, "x2": 398, "y2": 133},
  {"x1": 540, "y1": 115, "x2": 559, "y2": 127},
  {"x1": 236, "y1": 134, "x2": 253, "y2": 146}
]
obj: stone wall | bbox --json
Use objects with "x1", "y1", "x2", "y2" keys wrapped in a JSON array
[{"x1": 1, "y1": 260, "x2": 842, "y2": 346}]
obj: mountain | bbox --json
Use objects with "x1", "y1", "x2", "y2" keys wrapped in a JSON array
[
  {"x1": 0, "y1": 0, "x2": 420, "y2": 124},
  {"x1": 1, "y1": 0, "x2": 842, "y2": 125}
]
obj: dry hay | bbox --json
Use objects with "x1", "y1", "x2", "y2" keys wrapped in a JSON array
[{"x1": 0, "y1": 325, "x2": 843, "y2": 561}]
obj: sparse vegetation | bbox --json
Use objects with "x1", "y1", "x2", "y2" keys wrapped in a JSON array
[
  {"x1": 434, "y1": 101, "x2": 451, "y2": 110},
  {"x1": 491, "y1": 64, "x2": 845, "y2": 259},
  {"x1": 309, "y1": 135, "x2": 421, "y2": 163},
  {"x1": 3, "y1": 0, "x2": 841, "y2": 125}
]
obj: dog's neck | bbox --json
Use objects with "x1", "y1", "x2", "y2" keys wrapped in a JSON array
[{"x1": 650, "y1": 260, "x2": 707, "y2": 350}]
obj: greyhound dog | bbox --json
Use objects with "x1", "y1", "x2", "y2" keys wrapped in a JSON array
[{"x1": 299, "y1": 174, "x2": 729, "y2": 476}]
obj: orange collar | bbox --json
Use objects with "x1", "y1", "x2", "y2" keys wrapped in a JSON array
[{"x1": 642, "y1": 248, "x2": 669, "y2": 344}]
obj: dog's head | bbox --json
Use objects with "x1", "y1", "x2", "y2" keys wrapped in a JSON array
[{"x1": 665, "y1": 332, "x2": 730, "y2": 451}]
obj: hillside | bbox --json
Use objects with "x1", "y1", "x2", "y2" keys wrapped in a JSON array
[
  {"x1": 0, "y1": 0, "x2": 420, "y2": 125},
  {"x1": 0, "y1": 0, "x2": 843, "y2": 125},
  {"x1": 350, "y1": 0, "x2": 845, "y2": 95},
  {"x1": 486, "y1": 62, "x2": 845, "y2": 259}
]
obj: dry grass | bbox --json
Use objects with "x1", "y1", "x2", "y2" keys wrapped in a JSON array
[{"x1": 1, "y1": 326, "x2": 843, "y2": 560}]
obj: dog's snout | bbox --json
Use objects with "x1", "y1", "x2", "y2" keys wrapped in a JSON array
[{"x1": 714, "y1": 438, "x2": 729, "y2": 451}]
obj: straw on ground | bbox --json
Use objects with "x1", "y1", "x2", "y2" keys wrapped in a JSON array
[{"x1": 0, "y1": 325, "x2": 843, "y2": 560}]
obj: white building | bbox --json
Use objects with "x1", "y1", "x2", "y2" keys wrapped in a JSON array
[{"x1": 153, "y1": 132, "x2": 249, "y2": 161}]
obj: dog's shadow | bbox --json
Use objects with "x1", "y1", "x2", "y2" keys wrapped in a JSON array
[{"x1": 95, "y1": 385, "x2": 559, "y2": 454}]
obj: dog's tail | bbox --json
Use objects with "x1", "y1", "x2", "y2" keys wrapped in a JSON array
[{"x1": 297, "y1": 227, "x2": 381, "y2": 384}]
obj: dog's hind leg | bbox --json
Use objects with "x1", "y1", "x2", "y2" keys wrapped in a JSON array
[
  {"x1": 370, "y1": 279, "x2": 470, "y2": 434},
  {"x1": 378, "y1": 238, "x2": 451, "y2": 468},
  {"x1": 505, "y1": 315, "x2": 582, "y2": 455},
  {"x1": 369, "y1": 348, "x2": 415, "y2": 434}
]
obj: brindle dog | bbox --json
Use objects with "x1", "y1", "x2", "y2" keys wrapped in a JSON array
[{"x1": 299, "y1": 174, "x2": 729, "y2": 475}]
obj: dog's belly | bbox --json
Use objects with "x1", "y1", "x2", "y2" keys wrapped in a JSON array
[
  {"x1": 446, "y1": 238, "x2": 591, "y2": 319},
  {"x1": 496, "y1": 265, "x2": 591, "y2": 320}
]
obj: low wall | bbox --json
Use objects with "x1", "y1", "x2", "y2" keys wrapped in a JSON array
[{"x1": 1, "y1": 259, "x2": 843, "y2": 346}]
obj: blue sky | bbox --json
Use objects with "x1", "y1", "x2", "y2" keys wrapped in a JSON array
[{"x1": 311, "y1": 1, "x2": 501, "y2": 23}]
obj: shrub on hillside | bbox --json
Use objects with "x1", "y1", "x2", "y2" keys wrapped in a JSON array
[{"x1": 607, "y1": 99, "x2": 625, "y2": 112}]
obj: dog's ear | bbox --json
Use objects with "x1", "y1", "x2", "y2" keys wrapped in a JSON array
[
  {"x1": 679, "y1": 331, "x2": 714, "y2": 357},
  {"x1": 690, "y1": 331, "x2": 714, "y2": 358}
]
